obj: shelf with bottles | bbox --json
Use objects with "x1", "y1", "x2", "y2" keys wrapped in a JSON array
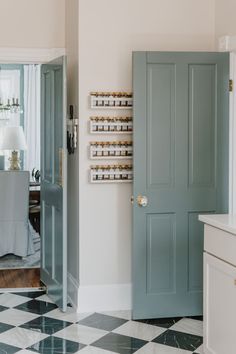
[
  {"x1": 90, "y1": 116, "x2": 133, "y2": 134},
  {"x1": 90, "y1": 141, "x2": 133, "y2": 160},
  {"x1": 90, "y1": 92, "x2": 133, "y2": 109},
  {"x1": 90, "y1": 164, "x2": 133, "y2": 183}
]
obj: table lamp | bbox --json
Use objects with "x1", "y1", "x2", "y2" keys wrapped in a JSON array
[{"x1": 0, "y1": 126, "x2": 27, "y2": 170}]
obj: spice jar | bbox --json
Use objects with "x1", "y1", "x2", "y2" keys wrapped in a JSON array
[
  {"x1": 115, "y1": 142, "x2": 120, "y2": 157},
  {"x1": 127, "y1": 118, "x2": 133, "y2": 132},
  {"x1": 115, "y1": 165, "x2": 120, "y2": 180},
  {"x1": 91, "y1": 142, "x2": 97, "y2": 157},
  {"x1": 104, "y1": 165, "x2": 110, "y2": 180},
  {"x1": 121, "y1": 142, "x2": 126, "y2": 157},
  {"x1": 110, "y1": 165, "x2": 115, "y2": 180},
  {"x1": 103, "y1": 117, "x2": 109, "y2": 131},
  {"x1": 96, "y1": 142, "x2": 103, "y2": 157}
]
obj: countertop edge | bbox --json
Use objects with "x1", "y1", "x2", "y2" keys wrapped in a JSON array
[{"x1": 199, "y1": 214, "x2": 236, "y2": 235}]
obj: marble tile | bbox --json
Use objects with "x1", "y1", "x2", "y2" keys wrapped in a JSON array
[
  {"x1": 136, "y1": 318, "x2": 182, "y2": 329},
  {"x1": 0, "y1": 327, "x2": 48, "y2": 348},
  {"x1": 15, "y1": 299, "x2": 58, "y2": 315},
  {"x1": 20, "y1": 316, "x2": 72, "y2": 335},
  {"x1": 17, "y1": 351, "x2": 39, "y2": 354},
  {"x1": 153, "y1": 329, "x2": 203, "y2": 352},
  {"x1": 0, "y1": 342, "x2": 21, "y2": 354},
  {"x1": 36, "y1": 294, "x2": 55, "y2": 304},
  {"x1": 54, "y1": 323, "x2": 108, "y2": 345},
  {"x1": 135, "y1": 342, "x2": 192, "y2": 353},
  {"x1": 113, "y1": 320, "x2": 167, "y2": 341},
  {"x1": 0, "y1": 309, "x2": 40, "y2": 326},
  {"x1": 100, "y1": 310, "x2": 132, "y2": 321},
  {"x1": 13, "y1": 291, "x2": 46, "y2": 299},
  {"x1": 78, "y1": 313, "x2": 127, "y2": 331},
  {"x1": 0, "y1": 305, "x2": 8, "y2": 312},
  {"x1": 187, "y1": 316, "x2": 203, "y2": 322},
  {"x1": 92, "y1": 332, "x2": 147, "y2": 354},
  {"x1": 0, "y1": 322, "x2": 14, "y2": 334},
  {"x1": 79, "y1": 346, "x2": 117, "y2": 354},
  {"x1": 28, "y1": 336, "x2": 85, "y2": 353},
  {"x1": 194, "y1": 344, "x2": 204, "y2": 354},
  {"x1": 45, "y1": 307, "x2": 92, "y2": 323},
  {"x1": 0, "y1": 293, "x2": 30, "y2": 308},
  {"x1": 170, "y1": 318, "x2": 203, "y2": 337}
]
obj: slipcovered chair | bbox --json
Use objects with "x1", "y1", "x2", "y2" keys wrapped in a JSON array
[{"x1": 0, "y1": 171, "x2": 35, "y2": 257}]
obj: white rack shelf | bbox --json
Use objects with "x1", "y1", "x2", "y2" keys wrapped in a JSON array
[
  {"x1": 89, "y1": 141, "x2": 133, "y2": 160},
  {"x1": 90, "y1": 164, "x2": 133, "y2": 183},
  {"x1": 90, "y1": 92, "x2": 133, "y2": 110},
  {"x1": 90, "y1": 116, "x2": 133, "y2": 134}
]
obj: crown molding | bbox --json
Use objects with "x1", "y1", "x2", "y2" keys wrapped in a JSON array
[{"x1": 0, "y1": 47, "x2": 66, "y2": 64}]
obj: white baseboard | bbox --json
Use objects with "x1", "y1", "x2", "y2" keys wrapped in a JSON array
[
  {"x1": 67, "y1": 272, "x2": 79, "y2": 310},
  {"x1": 77, "y1": 283, "x2": 132, "y2": 313}
]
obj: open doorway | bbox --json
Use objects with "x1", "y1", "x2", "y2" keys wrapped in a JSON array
[
  {"x1": 0, "y1": 56, "x2": 68, "y2": 312},
  {"x1": 0, "y1": 64, "x2": 41, "y2": 288}
]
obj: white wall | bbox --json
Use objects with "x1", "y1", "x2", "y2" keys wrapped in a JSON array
[
  {"x1": 0, "y1": 0, "x2": 65, "y2": 48},
  {"x1": 215, "y1": 0, "x2": 236, "y2": 40},
  {"x1": 65, "y1": 0, "x2": 80, "y2": 308},
  {"x1": 78, "y1": 0, "x2": 215, "y2": 311}
]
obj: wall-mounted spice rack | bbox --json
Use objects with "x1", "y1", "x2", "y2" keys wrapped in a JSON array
[
  {"x1": 90, "y1": 92, "x2": 133, "y2": 109},
  {"x1": 90, "y1": 164, "x2": 133, "y2": 183},
  {"x1": 90, "y1": 141, "x2": 133, "y2": 159},
  {"x1": 90, "y1": 116, "x2": 133, "y2": 134}
]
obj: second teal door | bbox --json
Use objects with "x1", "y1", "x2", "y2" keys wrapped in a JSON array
[
  {"x1": 132, "y1": 52, "x2": 229, "y2": 319},
  {"x1": 41, "y1": 56, "x2": 68, "y2": 312}
]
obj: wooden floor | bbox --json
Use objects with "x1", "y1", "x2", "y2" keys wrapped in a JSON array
[{"x1": 0, "y1": 268, "x2": 41, "y2": 288}]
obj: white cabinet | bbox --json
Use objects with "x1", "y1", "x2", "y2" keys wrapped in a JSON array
[{"x1": 204, "y1": 249, "x2": 236, "y2": 354}]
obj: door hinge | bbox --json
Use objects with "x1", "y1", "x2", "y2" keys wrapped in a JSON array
[{"x1": 229, "y1": 79, "x2": 233, "y2": 92}]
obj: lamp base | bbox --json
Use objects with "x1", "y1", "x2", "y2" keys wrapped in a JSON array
[{"x1": 8, "y1": 151, "x2": 21, "y2": 170}]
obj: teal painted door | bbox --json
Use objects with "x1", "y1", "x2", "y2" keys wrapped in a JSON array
[
  {"x1": 41, "y1": 56, "x2": 68, "y2": 312},
  {"x1": 132, "y1": 52, "x2": 229, "y2": 319}
]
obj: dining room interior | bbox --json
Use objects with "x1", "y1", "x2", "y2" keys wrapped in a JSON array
[{"x1": 0, "y1": 63, "x2": 41, "y2": 287}]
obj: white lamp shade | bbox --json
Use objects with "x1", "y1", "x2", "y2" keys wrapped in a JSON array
[{"x1": 0, "y1": 126, "x2": 27, "y2": 151}]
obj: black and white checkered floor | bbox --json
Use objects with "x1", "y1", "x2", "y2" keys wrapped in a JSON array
[{"x1": 0, "y1": 291, "x2": 203, "y2": 353}]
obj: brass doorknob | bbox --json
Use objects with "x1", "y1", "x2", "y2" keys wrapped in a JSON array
[{"x1": 137, "y1": 195, "x2": 148, "y2": 207}]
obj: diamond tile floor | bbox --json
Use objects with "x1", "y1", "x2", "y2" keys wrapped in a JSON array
[{"x1": 0, "y1": 291, "x2": 203, "y2": 353}]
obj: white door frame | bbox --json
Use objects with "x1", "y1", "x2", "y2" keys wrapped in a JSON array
[
  {"x1": 219, "y1": 36, "x2": 236, "y2": 214},
  {"x1": 0, "y1": 47, "x2": 65, "y2": 64},
  {"x1": 229, "y1": 52, "x2": 236, "y2": 214}
]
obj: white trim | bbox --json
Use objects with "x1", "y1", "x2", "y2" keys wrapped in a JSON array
[
  {"x1": 77, "y1": 283, "x2": 132, "y2": 313},
  {"x1": 67, "y1": 272, "x2": 79, "y2": 310},
  {"x1": 0, "y1": 47, "x2": 65, "y2": 64},
  {"x1": 229, "y1": 52, "x2": 236, "y2": 214}
]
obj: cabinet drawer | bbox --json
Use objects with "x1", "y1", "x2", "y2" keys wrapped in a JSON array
[{"x1": 204, "y1": 225, "x2": 236, "y2": 266}]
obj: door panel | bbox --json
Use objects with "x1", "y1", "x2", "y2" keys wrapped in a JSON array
[
  {"x1": 188, "y1": 212, "x2": 205, "y2": 292},
  {"x1": 41, "y1": 56, "x2": 67, "y2": 311},
  {"x1": 189, "y1": 64, "x2": 216, "y2": 188},
  {"x1": 147, "y1": 213, "x2": 176, "y2": 294},
  {"x1": 147, "y1": 64, "x2": 176, "y2": 188},
  {"x1": 133, "y1": 52, "x2": 229, "y2": 319}
]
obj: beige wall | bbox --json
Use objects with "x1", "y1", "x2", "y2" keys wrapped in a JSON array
[
  {"x1": 78, "y1": 0, "x2": 216, "y2": 293},
  {"x1": 65, "y1": 0, "x2": 79, "y2": 297},
  {"x1": 215, "y1": 0, "x2": 236, "y2": 40},
  {"x1": 0, "y1": 0, "x2": 65, "y2": 48}
]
